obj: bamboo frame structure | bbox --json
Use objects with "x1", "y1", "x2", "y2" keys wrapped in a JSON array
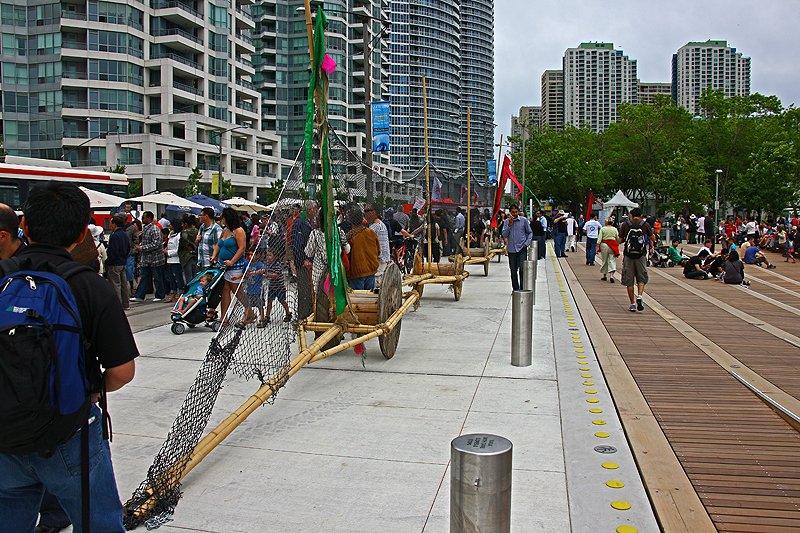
[
  {"x1": 423, "y1": 76, "x2": 432, "y2": 272},
  {"x1": 466, "y1": 107, "x2": 471, "y2": 251},
  {"x1": 125, "y1": 289, "x2": 421, "y2": 521}
]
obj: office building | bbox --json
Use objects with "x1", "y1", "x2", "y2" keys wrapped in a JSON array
[
  {"x1": 637, "y1": 81, "x2": 671, "y2": 105},
  {"x1": 672, "y1": 40, "x2": 751, "y2": 115},
  {"x1": 0, "y1": 0, "x2": 291, "y2": 201},
  {"x1": 540, "y1": 69, "x2": 563, "y2": 130},
  {"x1": 562, "y1": 42, "x2": 637, "y2": 132}
]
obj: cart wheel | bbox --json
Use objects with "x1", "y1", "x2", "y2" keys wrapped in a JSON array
[
  {"x1": 453, "y1": 278, "x2": 463, "y2": 301},
  {"x1": 211, "y1": 321, "x2": 221, "y2": 332},
  {"x1": 171, "y1": 322, "x2": 185, "y2": 335},
  {"x1": 378, "y1": 263, "x2": 403, "y2": 359},
  {"x1": 484, "y1": 259, "x2": 489, "y2": 276}
]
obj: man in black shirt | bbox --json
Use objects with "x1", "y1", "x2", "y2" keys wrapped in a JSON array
[{"x1": 0, "y1": 181, "x2": 138, "y2": 533}]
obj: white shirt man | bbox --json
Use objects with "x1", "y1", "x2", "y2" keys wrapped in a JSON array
[{"x1": 565, "y1": 213, "x2": 578, "y2": 252}]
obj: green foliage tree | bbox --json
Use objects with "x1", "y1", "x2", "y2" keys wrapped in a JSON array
[
  {"x1": 263, "y1": 178, "x2": 284, "y2": 205},
  {"x1": 738, "y1": 141, "x2": 798, "y2": 214},
  {"x1": 104, "y1": 164, "x2": 126, "y2": 174},
  {"x1": 128, "y1": 180, "x2": 142, "y2": 197},
  {"x1": 653, "y1": 149, "x2": 711, "y2": 215},
  {"x1": 184, "y1": 166, "x2": 203, "y2": 197},
  {"x1": 219, "y1": 178, "x2": 235, "y2": 200}
]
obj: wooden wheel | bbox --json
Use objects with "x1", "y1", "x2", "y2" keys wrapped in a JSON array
[
  {"x1": 483, "y1": 239, "x2": 490, "y2": 276},
  {"x1": 453, "y1": 254, "x2": 465, "y2": 301},
  {"x1": 314, "y1": 268, "x2": 344, "y2": 351},
  {"x1": 378, "y1": 262, "x2": 403, "y2": 359}
]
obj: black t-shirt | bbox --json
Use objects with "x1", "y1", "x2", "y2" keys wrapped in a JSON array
[
  {"x1": 683, "y1": 255, "x2": 705, "y2": 275},
  {"x1": 387, "y1": 218, "x2": 403, "y2": 237},
  {"x1": 531, "y1": 217, "x2": 544, "y2": 237}
]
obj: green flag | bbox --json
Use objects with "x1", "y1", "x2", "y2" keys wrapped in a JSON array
[{"x1": 305, "y1": 7, "x2": 348, "y2": 316}]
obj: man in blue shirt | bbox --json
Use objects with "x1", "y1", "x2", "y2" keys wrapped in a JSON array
[
  {"x1": 743, "y1": 236, "x2": 776, "y2": 268},
  {"x1": 502, "y1": 204, "x2": 533, "y2": 291}
]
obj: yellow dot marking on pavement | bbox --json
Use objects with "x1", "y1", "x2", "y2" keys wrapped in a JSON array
[
  {"x1": 580, "y1": 367, "x2": 591, "y2": 371},
  {"x1": 576, "y1": 350, "x2": 586, "y2": 353},
  {"x1": 595, "y1": 432, "x2": 609, "y2": 437},
  {"x1": 581, "y1": 374, "x2": 592, "y2": 378},
  {"x1": 586, "y1": 398, "x2": 599, "y2": 403},
  {"x1": 585, "y1": 390, "x2": 598, "y2": 394},
  {"x1": 592, "y1": 420, "x2": 606, "y2": 425},
  {"x1": 616, "y1": 526, "x2": 638, "y2": 533},
  {"x1": 583, "y1": 381, "x2": 594, "y2": 386},
  {"x1": 611, "y1": 501, "x2": 631, "y2": 511},
  {"x1": 606, "y1": 480, "x2": 625, "y2": 489},
  {"x1": 577, "y1": 355, "x2": 586, "y2": 358},
  {"x1": 602, "y1": 462, "x2": 619, "y2": 469},
  {"x1": 589, "y1": 408, "x2": 602, "y2": 413},
  {"x1": 574, "y1": 345, "x2": 583, "y2": 348}
]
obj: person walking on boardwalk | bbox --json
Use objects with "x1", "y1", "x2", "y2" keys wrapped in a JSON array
[
  {"x1": 583, "y1": 212, "x2": 602, "y2": 266},
  {"x1": 619, "y1": 207, "x2": 654, "y2": 312},
  {"x1": 599, "y1": 217, "x2": 620, "y2": 282},
  {"x1": 502, "y1": 204, "x2": 532, "y2": 291}
]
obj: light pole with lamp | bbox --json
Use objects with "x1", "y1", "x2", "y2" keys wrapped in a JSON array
[
  {"x1": 297, "y1": 4, "x2": 389, "y2": 202},
  {"x1": 61, "y1": 125, "x2": 120, "y2": 163},
  {"x1": 214, "y1": 124, "x2": 247, "y2": 199}
]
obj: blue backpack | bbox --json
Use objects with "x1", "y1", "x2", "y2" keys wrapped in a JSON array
[{"x1": 0, "y1": 258, "x2": 95, "y2": 457}]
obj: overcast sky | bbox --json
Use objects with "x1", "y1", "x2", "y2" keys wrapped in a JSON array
[{"x1": 493, "y1": 0, "x2": 800, "y2": 143}]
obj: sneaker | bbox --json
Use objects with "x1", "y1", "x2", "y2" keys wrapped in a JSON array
[
  {"x1": 130, "y1": 297, "x2": 145, "y2": 302},
  {"x1": 768, "y1": 264, "x2": 777, "y2": 269},
  {"x1": 152, "y1": 297, "x2": 163, "y2": 302},
  {"x1": 636, "y1": 298, "x2": 644, "y2": 311},
  {"x1": 629, "y1": 304, "x2": 637, "y2": 312}
]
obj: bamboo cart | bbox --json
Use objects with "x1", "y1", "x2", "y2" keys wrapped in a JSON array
[
  {"x1": 403, "y1": 246, "x2": 469, "y2": 301},
  {"x1": 456, "y1": 238, "x2": 505, "y2": 276}
]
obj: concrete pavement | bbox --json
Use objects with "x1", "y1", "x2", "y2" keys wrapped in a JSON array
[{"x1": 93, "y1": 250, "x2": 658, "y2": 532}]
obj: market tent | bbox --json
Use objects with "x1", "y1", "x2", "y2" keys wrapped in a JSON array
[
  {"x1": 602, "y1": 190, "x2": 639, "y2": 209},
  {"x1": 226, "y1": 196, "x2": 269, "y2": 213},
  {"x1": 125, "y1": 192, "x2": 204, "y2": 209},
  {"x1": 170, "y1": 194, "x2": 232, "y2": 215},
  {"x1": 79, "y1": 187, "x2": 124, "y2": 210}
]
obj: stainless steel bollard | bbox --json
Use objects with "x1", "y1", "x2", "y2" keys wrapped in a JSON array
[
  {"x1": 530, "y1": 241, "x2": 538, "y2": 280},
  {"x1": 511, "y1": 290, "x2": 533, "y2": 366},
  {"x1": 522, "y1": 260, "x2": 536, "y2": 305},
  {"x1": 451, "y1": 434, "x2": 513, "y2": 533}
]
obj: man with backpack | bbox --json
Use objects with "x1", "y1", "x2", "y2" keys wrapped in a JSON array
[
  {"x1": 0, "y1": 181, "x2": 138, "y2": 533},
  {"x1": 619, "y1": 207, "x2": 655, "y2": 312}
]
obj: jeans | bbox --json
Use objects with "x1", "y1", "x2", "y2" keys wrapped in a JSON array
[
  {"x1": 685, "y1": 270, "x2": 708, "y2": 280},
  {"x1": 508, "y1": 248, "x2": 526, "y2": 291},
  {"x1": 183, "y1": 260, "x2": 198, "y2": 285},
  {"x1": 38, "y1": 489, "x2": 70, "y2": 529},
  {"x1": 553, "y1": 232, "x2": 567, "y2": 256},
  {"x1": 535, "y1": 235, "x2": 546, "y2": 259},
  {"x1": 349, "y1": 274, "x2": 375, "y2": 291},
  {"x1": 0, "y1": 405, "x2": 125, "y2": 533},
  {"x1": 134, "y1": 264, "x2": 165, "y2": 300},
  {"x1": 165, "y1": 262, "x2": 185, "y2": 294},
  {"x1": 585, "y1": 237, "x2": 598, "y2": 263},
  {"x1": 125, "y1": 255, "x2": 136, "y2": 283}
]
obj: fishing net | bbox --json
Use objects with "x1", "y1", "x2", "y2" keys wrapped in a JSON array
[{"x1": 122, "y1": 127, "x2": 404, "y2": 530}]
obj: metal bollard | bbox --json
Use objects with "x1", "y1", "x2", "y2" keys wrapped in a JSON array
[
  {"x1": 522, "y1": 260, "x2": 536, "y2": 305},
  {"x1": 511, "y1": 290, "x2": 533, "y2": 366},
  {"x1": 451, "y1": 434, "x2": 513, "y2": 533}
]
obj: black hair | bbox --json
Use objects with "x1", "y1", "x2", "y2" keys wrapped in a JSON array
[
  {"x1": 0, "y1": 204, "x2": 21, "y2": 237},
  {"x1": 630, "y1": 207, "x2": 643, "y2": 218},
  {"x1": 24, "y1": 181, "x2": 90, "y2": 247},
  {"x1": 111, "y1": 215, "x2": 126, "y2": 228},
  {"x1": 221, "y1": 207, "x2": 241, "y2": 230},
  {"x1": 672, "y1": 239, "x2": 680, "y2": 244},
  {"x1": 508, "y1": 204, "x2": 519, "y2": 211},
  {"x1": 201, "y1": 207, "x2": 215, "y2": 219},
  {"x1": 143, "y1": 211, "x2": 154, "y2": 221},
  {"x1": 698, "y1": 250, "x2": 710, "y2": 258},
  {"x1": 729, "y1": 250, "x2": 739, "y2": 261},
  {"x1": 171, "y1": 217, "x2": 182, "y2": 231}
]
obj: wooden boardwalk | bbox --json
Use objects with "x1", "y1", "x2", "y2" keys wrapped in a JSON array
[{"x1": 562, "y1": 243, "x2": 800, "y2": 533}]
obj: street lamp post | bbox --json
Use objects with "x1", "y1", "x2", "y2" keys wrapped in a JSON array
[
  {"x1": 521, "y1": 119, "x2": 527, "y2": 214},
  {"x1": 215, "y1": 125, "x2": 247, "y2": 199},
  {"x1": 61, "y1": 125, "x2": 120, "y2": 163},
  {"x1": 715, "y1": 169, "x2": 722, "y2": 241}
]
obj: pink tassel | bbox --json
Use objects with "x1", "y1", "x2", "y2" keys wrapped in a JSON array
[
  {"x1": 323, "y1": 275, "x2": 331, "y2": 295},
  {"x1": 354, "y1": 343, "x2": 364, "y2": 356},
  {"x1": 321, "y1": 54, "x2": 337, "y2": 73}
]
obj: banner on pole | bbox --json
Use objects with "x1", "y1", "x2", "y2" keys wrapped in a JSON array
[
  {"x1": 487, "y1": 159, "x2": 497, "y2": 184},
  {"x1": 412, "y1": 198, "x2": 426, "y2": 213},
  {"x1": 371, "y1": 101, "x2": 390, "y2": 152},
  {"x1": 211, "y1": 173, "x2": 220, "y2": 195}
]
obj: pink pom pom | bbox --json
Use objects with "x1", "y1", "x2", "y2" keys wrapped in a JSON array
[
  {"x1": 321, "y1": 54, "x2": 337, "y2": 73},
  {"x1": 354, "y1": 343, "x2": 364, "y2": 356}
]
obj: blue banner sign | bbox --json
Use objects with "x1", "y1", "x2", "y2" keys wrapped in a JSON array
[
  {"x1": 371, "y1": 101, "x2": 390, "y2": 152},
  {"x1": 487, "y1": 159, "x2": 497, "y2": 184}
]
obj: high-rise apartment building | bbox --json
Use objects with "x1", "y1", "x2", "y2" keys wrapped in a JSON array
[
  {"x1": 672, "y1": 40, "x2": 751, "y2": 115},
  {"x1": 540, "y1": 69, "x2": 563, "y2": 130},
  {"x1": 389, "y1": 0, "x2": 461, "y2": 177},
  {"x1": 0, "y1": 0, "x2": 290, "y2": 200},
  {"x1": 562, "y1": 42, "x2": 637, "y2": 132},
  {"x1": 510, "y1": 105, "x2": 539, "y2": 151},
  {"x1": 637, "y1": 81, "x2": 671, "y2": 105},
  {"x1": 459, "y1": 0, "x2": 494, "y2": 187}
]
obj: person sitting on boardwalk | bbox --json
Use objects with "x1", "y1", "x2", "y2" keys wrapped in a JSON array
[
  {"x1": 667, "y1": 239, "x2": 686, "y2": 266},
  {"x1": 705, "y1": 248, "x2": 729, "y2": 280},
  {"x1": 742, "y1": 236, "x2": 776, "y2": 269},
  {"x1": 684, "y1": 249, "x2": 710, "y2": 279},
  {"x1": 723, "y1": 249, "x2": 749, "y2": 285}
]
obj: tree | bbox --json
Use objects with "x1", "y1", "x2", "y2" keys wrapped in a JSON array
[
  {"x1": 128, "y1": 180, "x2": 142, "y2": 197},
  {"x1": 104, "y1": 164, "x2": 126, "y2": 174},
  {"x1": 738, "y1": 141, "x2": 798, "y2": 214},
  {"x1": 219, "y1": 178, "x2": 235, "y2": 200},
  {"x1": 262, "y1": 178, "x2": 284, "y2": 205},
  {"x1": 653, "y1": 149, "x2": 711, "y2": 215},
  {"x1": 184, "y1": 166, "x2": 203, "y2": 197}
]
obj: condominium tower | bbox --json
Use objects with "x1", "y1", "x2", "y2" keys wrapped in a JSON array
[
  {"x1": 540, "y1": 69, "x2": 563, "y2": 130},
  {"x1": 672, "y1": 40, "x2": 751, "y2": 115},
  {"x1": 0, "y1": 0, "x2": 289, "y2": 201},
  {"x1": 562, "y1": 42, "x2": 637, "y2": 132},
  {"x1": 637, "y1": 81, "x2": 671, "y2": 105}
]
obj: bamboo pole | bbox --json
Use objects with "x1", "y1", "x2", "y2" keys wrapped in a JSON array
[
  {"x1": 303, "y1": 0, "x2": 314, "y2": 64},
  {"x1": 423, "y1": 76, "x2": 432, "y2": 272},
  {"x1": 401, "y1": 273, "x2": 433, "y2": 285},
  {"x1": 301, "y1": 322, "x2": 377, "y2": 333},
  {"x1": 466, "y1": 107, "x2": 471, "y2": 251}
]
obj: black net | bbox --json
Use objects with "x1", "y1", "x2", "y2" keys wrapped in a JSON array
[{"x1": 123, "y1": 127, "x2": 401, "y2": 530}]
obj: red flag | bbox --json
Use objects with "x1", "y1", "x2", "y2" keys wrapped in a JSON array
[
  {"x1": 461, "y1": 184, "x2": 468, "y2": 201},
  {"x1": 586, "y1": 193, "x2": 596, "y2": 223},
  {"x1": 491, "y1": 155, "x2": 518, "y2": 228}
]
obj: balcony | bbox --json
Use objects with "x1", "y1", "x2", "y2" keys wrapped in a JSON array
[
  {"x1": 235, "y1": 7, "x2": 254, "y2": 21},
  {"x1": 235, "y1": 101, "x2": 254, "y2": 112},
  {"x1": 150, "y1": 52, "x2": 203, "y2": 71},
  {"x1": 197, "y1": 162, "x2": 220, "y2": 171},
  {"x1": 62, "y1": 71, "x2": 89, "y2": 80},
  {"x1": 156, "y1": 158, "x2": 189, "y2": 167},
  {"x1": 235, "y1": 78, "x2": 255, "y2": 90},
  {"x1": 235, "y1": 31, "x2": 253, "y2": 45},
  {"x1": 235, "y1": 56, "x2": 253, "y2": 68},
  {"x1": 173, "y1": 80, "x2": 203, "y2": 96},
  {"x1": 151, "y1": 0, "x2": 203, "y2": 27},
  {"x1": 61, "y1": 10, "x2": 87, "y2": 21},
  {"x1": 231, "y1": 168, "x2": 250, "y2": 176},
  {"x1": 153, "y1": 27, "x2": 203, "y2": 45}
]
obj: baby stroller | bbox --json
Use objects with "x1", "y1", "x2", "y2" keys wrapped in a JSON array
[
  {"x1": 649, "y1": 235, "x2": 671, "y2": 268},
  {"x1": 169, "y1": 267, "x2": 225, "y2": 335}
]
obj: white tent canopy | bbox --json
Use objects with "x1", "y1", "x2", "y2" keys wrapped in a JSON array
[
  {"x1": 79, "y1": 187, "x2": 124, "y2": 210},
  {"x1": 602, "y1": 190, "x2": 639, "y2": 209},
  {"x1": 226, "y1": 196, "x2": 269, "y2": 212},
  {"x1": 125, "y1": 192, "x2": 204, "y2": 209}
]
